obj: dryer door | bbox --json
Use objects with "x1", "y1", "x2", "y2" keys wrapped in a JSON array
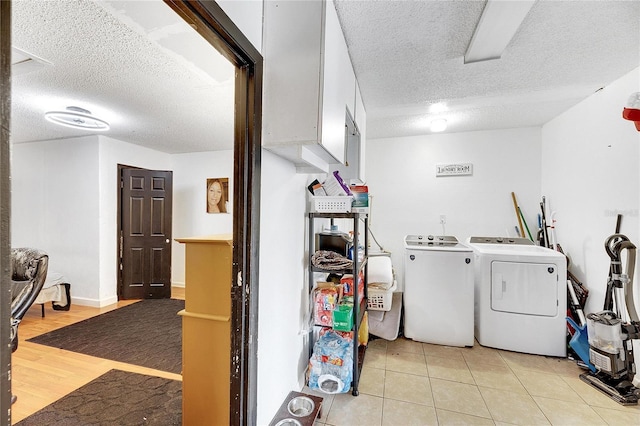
[{"x1": 490, "y1": 261, "x2": 558, "y2": 316}]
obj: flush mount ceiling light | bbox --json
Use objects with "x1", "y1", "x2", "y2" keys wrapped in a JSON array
[
  {"x1": 44, "y1": 106, "x2": 110, "y2": 131},
  {"x1": 428, "y1": 102, "x2": 448, "y2": 114},
  {"x1": 464, "y1": 0, "x2": 536, "y2": 64},
  {"x1": 430, "y1": 119, "x2": 447, "y2": 133}
]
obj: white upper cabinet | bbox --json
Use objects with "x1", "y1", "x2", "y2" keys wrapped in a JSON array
[{"x1": 262, "y1": 0, "x2": 357, "y2": 172}]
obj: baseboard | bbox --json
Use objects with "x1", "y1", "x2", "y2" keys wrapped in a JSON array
[
  {"x1": 74, "y1": 288, "x2": 183, "y2": 308},
  {"x1": 72, "y1": 295, "x2": 118, "y2": 308}
]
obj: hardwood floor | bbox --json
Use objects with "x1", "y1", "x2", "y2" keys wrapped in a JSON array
[{"x1": 10, "y1": 287, "x2": 185, "y2": 424}]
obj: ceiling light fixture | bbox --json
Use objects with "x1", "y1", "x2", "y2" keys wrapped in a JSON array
[
  {"x1": 44, "y1": 106, "x2": 110, "y2": 131},
  {"x1": 428, "y1": 102, "x2": 448, "y2": 114},
  {"x1": 464, "y1": 0, "x2": 536, "y2": 64},
  {"x1": 430, "y1": 119, "x2": 447, "y2": 133}
]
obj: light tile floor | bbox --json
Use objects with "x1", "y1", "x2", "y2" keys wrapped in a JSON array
[{"x1": 305, "y1": 337, "x2": 640, "y2": 426}]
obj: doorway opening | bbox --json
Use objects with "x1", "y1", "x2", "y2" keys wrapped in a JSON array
[{"x1": 1, "y1": 1, "x2": 262, "y2": 424}]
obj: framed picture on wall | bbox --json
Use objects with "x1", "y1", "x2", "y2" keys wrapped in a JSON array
[{"x1": 206, "y1": 177, "x2": 230, "y2": 214}]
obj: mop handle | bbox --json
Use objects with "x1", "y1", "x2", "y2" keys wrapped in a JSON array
[
  {"x1": 511, "y1": 192, "x2": 525, "y2": 239},
  {"x1": 518, "y1": 207, "x2": 533, "y2": 241}
]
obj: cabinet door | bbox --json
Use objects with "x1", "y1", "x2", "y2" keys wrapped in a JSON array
[
  {"x1": 321, "y1": 0, "x2": 356, "y2": 164},
  {"x1": 262, "y1": 0, "x2": 323, "y2": 146},
  {"x1": 329, "y1": 110, "x2": 361, "y2": 184},
  {"x1": 354, "y1": 81, "x2": 366, "y2": 182}
]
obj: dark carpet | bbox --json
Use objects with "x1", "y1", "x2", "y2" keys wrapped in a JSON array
[
  {"x1": 28, "y1": 298, "x2": 184, "y2": 374},
  {"x1": 16, "y1": 369, "x2": 181, "y2": 426}
]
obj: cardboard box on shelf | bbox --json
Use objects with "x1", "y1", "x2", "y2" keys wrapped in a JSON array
[
  {"x1": 350, "y1": 185, "x2": 369, "y2": 213},
  {"x1": 332, "y1": 304, "x2": 353, "y2": 332}
]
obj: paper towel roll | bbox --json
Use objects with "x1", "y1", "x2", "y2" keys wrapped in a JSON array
[{"x1": 368, "y1": 255, "x2": 393, "y2": 288}]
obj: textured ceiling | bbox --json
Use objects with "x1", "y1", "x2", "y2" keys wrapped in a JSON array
[
  {"x1": 335, "y1": 0, "x2": 640, "y2": 138},
  {"x1": 10, "y1": 1, "x2": 640, "y2": 154},
  {"x1": 11, "y1": 0, "x2": 235, "y2": 153}
]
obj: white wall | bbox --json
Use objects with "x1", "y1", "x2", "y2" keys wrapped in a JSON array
[
  {"x1": 541, "y1": 67, "x2": 640, "y2": 315},
  {"x1": 256, "y1": 150, "x2": 311, "y2": 425},
  {"x1": 171, "y1": 150, "x2": 234, "y2": 285},
  {"x1": 365, "y1": 128, "x2": 542, "y2": 290},
  {"x1": 12, "y1": 136, "x2": 101, "y2": 303},
  {"x1": 217, "y1": 0, "x2": 263, "y2": 53}
]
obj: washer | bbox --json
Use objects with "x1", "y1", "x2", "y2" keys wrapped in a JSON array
[
  {"x1": 404, "y1": 235, "x2": 474, "y2": 347},
  {"x1": 466, "y1": 236, "x2": 567, "y2": 357}
]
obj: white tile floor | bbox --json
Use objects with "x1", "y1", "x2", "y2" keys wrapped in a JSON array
[{"x1": 305, "y1": 337, "x2": 640, "y2": 426}]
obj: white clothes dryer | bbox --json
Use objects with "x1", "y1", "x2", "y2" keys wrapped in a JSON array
[
  {"x1": 466, "y1": 237, "x2": 567, "y2": 357},
  {"x1": 404, "y1": 235, "x2": 474, "y2": 347}
]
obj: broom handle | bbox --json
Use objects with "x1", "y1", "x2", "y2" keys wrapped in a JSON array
[{"x1": 511, "y1": 192, "x2": 525, "y2": 238}]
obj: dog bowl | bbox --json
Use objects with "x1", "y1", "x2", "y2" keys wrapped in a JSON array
[
  {"x1": 287, "y1": 396, "x2": 315, "y2": 417},
  {"x1": 274, "y1": 419, "x2": 302, "y2": 426}
]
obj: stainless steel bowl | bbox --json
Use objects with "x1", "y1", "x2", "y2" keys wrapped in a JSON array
[
  {"x1": 274, "y1": 419, "x2": 303, "y2": 426},
  {"x1": 286, "y1": 396, "x2": 315, "y2": 417}
]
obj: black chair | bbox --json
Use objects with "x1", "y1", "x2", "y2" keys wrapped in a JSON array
[
  {"x1": 10, "y1": 248, "x2": 48, "y2": 352},
  {"x1": 9, "y1": 248, "x2": 48, "y2": 404}
]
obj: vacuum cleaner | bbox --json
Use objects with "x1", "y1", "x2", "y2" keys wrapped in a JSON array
[{"x1": 579, "y1": 234, "x2": 640, "y2": 405}]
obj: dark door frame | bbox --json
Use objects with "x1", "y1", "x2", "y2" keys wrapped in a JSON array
[
  {"x1": 0, "y1": 1, "x2": 262, "y2": 424},
  {"x1": 0, "y1": 1, "x2": 12, "y2": 424},
  {"x1": 163, "y1": 1, "x2": 262, "y2": 424}
]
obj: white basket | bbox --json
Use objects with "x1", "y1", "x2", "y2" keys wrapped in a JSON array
[
  {"x1": 367, "y1": 281, "x2": 397, "y2": 312},
  {"x1": 310, "y1": 196, "x2": 352, "y2": 213}
]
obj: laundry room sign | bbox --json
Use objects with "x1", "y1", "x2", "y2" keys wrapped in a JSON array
[{"x1": 436, "y1": 163, "x2": 473, "y2": 177}]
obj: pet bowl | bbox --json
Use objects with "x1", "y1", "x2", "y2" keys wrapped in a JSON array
[
  {"x1": 274, "y1": 419, "x2": 302, "y2": 426},
  {"x1": 287, "y1": 396, "x2": 315, "y2": 417}
]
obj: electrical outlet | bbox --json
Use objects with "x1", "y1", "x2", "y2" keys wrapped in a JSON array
[{"x1": 440, "y1": 215, "x2": 446, "y2": 225}]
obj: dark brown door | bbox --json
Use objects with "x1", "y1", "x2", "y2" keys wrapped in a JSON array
[{"x1": 120, "y1": 167, "x2": 173, "y2": 299}]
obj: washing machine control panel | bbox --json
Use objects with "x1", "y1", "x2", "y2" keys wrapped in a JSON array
[
  {"x1": 468, "y1": 236, "x2": 534, "y2": 245},
  {"x1": 405, "y1": 235, "x2": 460, "y2": 247}
]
